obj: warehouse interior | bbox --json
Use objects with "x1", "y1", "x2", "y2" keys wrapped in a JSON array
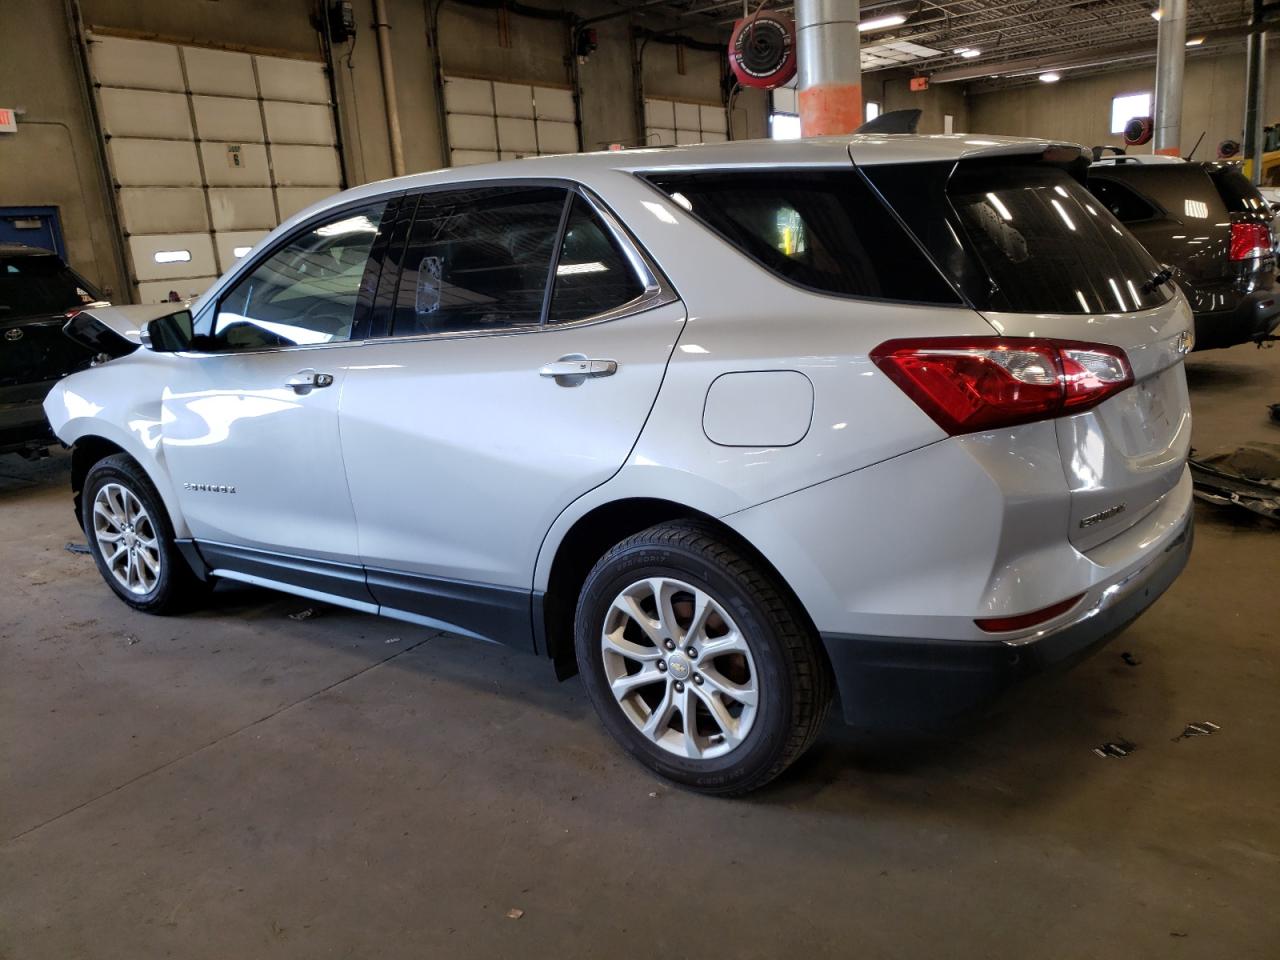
[{"x1": 2, "y1": 0, "x2": 1278, "y2": 956}]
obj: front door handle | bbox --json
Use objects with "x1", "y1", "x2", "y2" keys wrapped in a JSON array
[
  {"x1": 539, "y1": 356, "x2": 617, "y2": 386},
  {"x1": 285, "y1": 369, "x2": 334, "y2": 393}
]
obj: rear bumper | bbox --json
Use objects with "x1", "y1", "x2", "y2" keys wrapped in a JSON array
[
  {"x1": 822, "y1": 514, "x2": 1192, "y2": 728},
  {"x1": 1192, "y1": 283, "x2": 1280, "y2": 349}
]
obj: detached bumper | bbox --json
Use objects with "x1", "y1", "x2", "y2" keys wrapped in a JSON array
[
  {"x1": 1192, "y1": 285, "x2": 1280, "y2": 349},
  {"x1": 822, "y1": 515, "x2": 1193, "y2": 729}
]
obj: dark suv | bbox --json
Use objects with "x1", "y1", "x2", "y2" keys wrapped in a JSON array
[
  {"x1": 0, "y1": 244, "x2": 101, "y2": 456},
  {"x1": 1086, "y1": 157, "x2": 1278, "y2": 350}
]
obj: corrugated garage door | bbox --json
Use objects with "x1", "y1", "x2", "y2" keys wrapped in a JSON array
[
  {"x1": 443, "y1": 76, "x2": 578, "y2": 166},
  {"x1": 85, "y1": 33, "x2": 343, "y2": 304},
  {"x1": 644, "y1": 98, "x2": 728, "y2": 147}
]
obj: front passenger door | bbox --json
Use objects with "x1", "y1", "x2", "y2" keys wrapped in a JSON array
[{"x1": 161, "y1": 201, "x2": 389, "y2": 581}]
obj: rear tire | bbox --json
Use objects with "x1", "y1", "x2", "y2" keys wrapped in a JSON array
[
  {"x1": 574, "y1": 520, "x2": 832, "y2": 795},
  {"x1": 81, "y1": 453, "x2": 209, "y2": 614}
]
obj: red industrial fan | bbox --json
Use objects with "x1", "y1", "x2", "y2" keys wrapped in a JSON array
[{"x1": 729, "y1": 13, "x2": 797, "y2": 89}]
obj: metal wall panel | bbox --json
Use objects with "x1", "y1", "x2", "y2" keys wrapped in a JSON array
[
  {"x1": 263, "y1": 101, "x2": 336, "y2": 145},
  {"x1": 192, "y1": 96, "x2": 264, "y2": 143},
  {"x1": 271, "y1": 145, "x2": 342, "y2": 186},
  {"x1": 534, "y1": 86, "x2": 576, "y2": 122},
  {"x1": 276, "y1": 187, "x2": 337, "y2": 221},
  {"x1": 182, "y1": 46, "x2": 257, "y2": 97},
  {"x1": 447, "y1": 113, "x2": 498, "y2": 152},
  {"x1": 497, "y1": 117, "x2": 537, "y2": 155},
  {"x1": 136, "y1": 276, "x2": 218, "y2": 304},
  {"x1": 536, "y1": 120, "x2": 577, "y2": 154},
  {"x1": 213, "y1": 229, "x2": 269, "y2": 273},
  {"x1": 87, "y1": 35, "x2": 183, "y2": 90},
  {"x1": 208, "y1": 187, "x2": 277, "y2": 231},
  {"x1": 117, "y1": 187, "x2": 209, "y2": 234},
  {"x1": 200, "y1": 141, "x2": 272, "y2": 187},
  {"x1": 450, "y1": 149, "x2": 500, "y2": 167},
  {"x1": 255, "y1": 57, "x2": 330, "y2": 103},
  {"x1": 493, "y1": 82, "x2": 535, "y2": 119},
  {"x1": 97, "y1": 89, "x2": 192, "y2": 139},
  {"x1": 444, "y1": 77, "x2": 495, "y2": 114},
  {"x1": 129, "y1": 232, "x2": 218, "y2": 282},
  {"x1": 107, "y1": 139, "x2": 202, "y2": 186}
]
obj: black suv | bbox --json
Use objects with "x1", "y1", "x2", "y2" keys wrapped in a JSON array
[
  {"x1": 1086, "y1": 157, "x2": 1278, "y2": 350},
  {"x1": 0, "y1": 244, "x2": 102, "y2": 457}
]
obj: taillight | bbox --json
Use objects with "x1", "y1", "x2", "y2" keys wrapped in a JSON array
[
  {"x1": 1229, "y1": 221, "x2": 1271, "y2": 261},
  {"x1": 870, "y1": 337, "x2": 1133, "y2": 435}
]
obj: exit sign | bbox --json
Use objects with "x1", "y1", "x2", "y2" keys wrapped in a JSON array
[
  {"x1": 909, "y1": 77, "x2": 929, "y2": 92},
  {"x1": 0, "y1": 108, "x2": 16, "y2": 133}
]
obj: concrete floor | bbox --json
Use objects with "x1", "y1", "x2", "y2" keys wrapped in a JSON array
[{"x1": 2, "y1": 346, "x2": 1277, "y2": 960}]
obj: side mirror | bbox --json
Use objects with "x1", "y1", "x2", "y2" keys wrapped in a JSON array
[{"x1": 140, "y1": 309, "x2": 196, "y2": 352}]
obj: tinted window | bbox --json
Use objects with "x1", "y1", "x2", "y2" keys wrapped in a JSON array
[
  {"x1": 1087, "y1": 177, "x2": 1159, "y2": 223},
  {"x1": 392, "y1": 187, "x2": 566, "y2": 336},
  {"x1": 0, "y1": 255, "x2": 94, "y2": 319},
  {"x1": 1207, "y1": 163, "x2": 1270, "y2": 215},
  {"x1": 642, "y1": 170, "x2": 961, "y2": 305},
  {"x1": 548, "y1": 195, "x2": 646, "y2": 323},
  {"x1": 949, "y1": 163, "x2": 1172, "y2": 314},
  {"x1": 211, "y1": 203, "x2": 385, "y2": 351}
]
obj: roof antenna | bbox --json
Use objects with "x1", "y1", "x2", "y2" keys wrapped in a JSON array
[{"x1": 1184, "y1": 130, "x2": 1205, "y2": 161}]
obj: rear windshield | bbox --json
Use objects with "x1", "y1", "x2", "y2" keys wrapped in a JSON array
[
  {"x1": 1208, "y1": 163, "x2": 1270, "y2": 215},
  {"x1": 640, "y1": 170, "x2": 961, "y2": 305},
  {"x1": 0, "y1": 254, "x2": 92, "y2": 319},
  {"x1": 865, "y1": 160, "x2": 1174, "y2": 315}
]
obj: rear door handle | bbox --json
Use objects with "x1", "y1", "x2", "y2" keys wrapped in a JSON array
[
  {"x1": 285, "y1": 369, "x2": 334, "y2": 393},
  {"x1": 539, "y1": 357, "x2": 617, "y2": 384}
]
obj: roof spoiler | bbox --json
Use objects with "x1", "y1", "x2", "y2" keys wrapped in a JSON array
[{"x1": 856, "y1": 109, "x2": 921, "y2": 135}]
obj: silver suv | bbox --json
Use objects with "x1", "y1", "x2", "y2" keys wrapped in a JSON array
[{"x1": 49, "y1": 136, "x2": 1194, "y2": 794}]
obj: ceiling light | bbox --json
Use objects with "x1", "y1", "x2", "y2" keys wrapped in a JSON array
[
  {"x1": 961, "y1": 48, "x2": 981, "y2": 58},
  {"x1": 1039, "y1": 72, "x2": 1061, "y2": 82},
  {"x1": 858, "y1": 14, "x2": 907, "y2": 32},
  {"x1": 953, "y1": 47, "x2": 970, "y2": 54},
  {"x1": 1186, "y1": 36, "x2": 1204, "y2": 46}
]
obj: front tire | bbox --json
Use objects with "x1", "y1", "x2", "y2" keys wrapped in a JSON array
[
  {"x1": 81, "y1": 453, "x2": 208, "y2": 614},
  {"x1": 574, "y1": 520, "x2": 832, "y2": 795}
]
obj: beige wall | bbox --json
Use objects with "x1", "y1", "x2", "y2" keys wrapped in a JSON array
[{"x1": 968, "y1": 45, "x2": 1280, "y2": 156}]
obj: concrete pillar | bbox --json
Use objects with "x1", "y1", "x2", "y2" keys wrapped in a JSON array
[
  {"x1": 1153, "y1": 0, "x2": 1186, "y2": 155},
  {"x1": 1244, "y1": 27, "x2": 1267, "y2": 185},
  {"x1": 796, "y1": 0, "x2": 861, "y2": 137}
]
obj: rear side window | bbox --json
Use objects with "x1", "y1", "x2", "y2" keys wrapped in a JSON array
[
  {"x1": 867, "y1": 160, "x2": 1173, "y2": 315},
  {"x1": 547, "y1": 195, "x2": 646, "y2": 324},
  {"x1": 1208, "y1": 163, "x2": 1270, "y2": 214},
  {"x1": 0, "y1": 255, "x2": 93, "y2": 319},
  {"x1": 1087, "y1": 177, "x2": 1159, "y2": 223},
  {"x1": 641, "y1": 170, "x2": 961, "y2": 305},
  {"x1": 392, "y1": 186, "x2": 566, "y2": 336}
]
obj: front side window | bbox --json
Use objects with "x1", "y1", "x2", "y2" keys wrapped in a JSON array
[
  {"x1": 391, "y1": 186, "x2": 566, "y2": 337},
  {"x1": 547, "y1": 196, "x2": 646, "y2": 323},
  {"x1": 210, "y1": 202, "x2": 385, "y2": 351}
]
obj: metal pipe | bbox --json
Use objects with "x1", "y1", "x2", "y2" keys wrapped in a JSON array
[
  {"x1": 373, "y1": 0, "x2": 406, "y2": 177},
  {"x1": 796, "y1": 0, "x2": 862, "y2": 136},
  {"x1": 1153, "y1": 0, "x2": 1187, "y2": 155},
  {"x1": 1244, "y1": 21, "x2": 1267, "y2": 184}
]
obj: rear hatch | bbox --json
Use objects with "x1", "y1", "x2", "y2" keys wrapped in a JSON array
[
  {"x1": 864, "y1": 151, "x2": 1191, "y2": 550},
  {"x1": 0, "y1": 251, "x2": 98, "y2": 394}
]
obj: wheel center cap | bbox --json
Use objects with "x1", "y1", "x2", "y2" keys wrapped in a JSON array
[{"x1": 666, "y1": 653, "x2": 691, "y2": 681}]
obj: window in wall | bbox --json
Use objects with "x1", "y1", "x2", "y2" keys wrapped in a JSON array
[
  {"x1": 770, "y1": 86, "x2": 801, "y2": 141},
  {"x1": 866, "y1": 101, "x2": 882, "y2": 122},
  {"x1": 547, "y1": 196, "x2": 646, "y2": 324},
  {"x1": 210, "y1": 202, "x2": 386, "y2": 352},
  {"x1": 1110, "y1": 92, "x2": 1152, "y2": 134},
  {"x1": 391, "y1": 187, "x2": 567, "y2": 337}
]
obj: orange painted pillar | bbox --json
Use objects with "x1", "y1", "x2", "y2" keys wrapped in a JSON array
[{"x1": 796, "y1": 0, "x2": 863, "y2": 137}]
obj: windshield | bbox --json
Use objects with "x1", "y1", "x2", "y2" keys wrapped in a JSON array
[{"x1": 949, "y1": 163, "x2": 1173, "y2": 314}]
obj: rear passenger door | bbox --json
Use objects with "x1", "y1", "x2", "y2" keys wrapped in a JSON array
[{"x1": 338, "y1": 183, "x2": 685, "y2": 646}]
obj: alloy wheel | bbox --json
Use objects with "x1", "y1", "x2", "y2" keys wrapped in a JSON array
[
  {"x1": 601, "y1": 577, "x2": 758, "y2": 760},
  {"x1": 92, "y1": 482, "x2": 162, "y2": 596}
]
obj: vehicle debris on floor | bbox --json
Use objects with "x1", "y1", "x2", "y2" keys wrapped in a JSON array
[
  {"x1": 1174, "y1": 721, "x2": 1221, "y2": 740},
  {"x1": 1189, "y1": 442, "x2": 1280, "y2": 521},
  {"x1": 1094, "y1": 738, "x2": 1137, "y2": 758}
]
